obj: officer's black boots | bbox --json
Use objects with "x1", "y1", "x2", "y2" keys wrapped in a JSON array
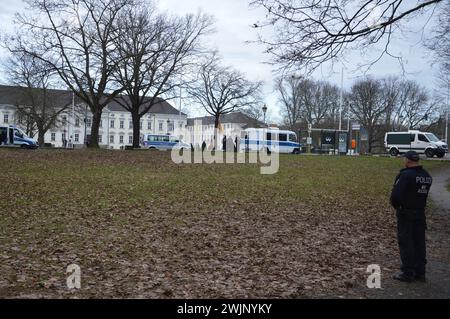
[
  {"x1": 414, "y1": 274, "x2": 426, "y2": 283},
  {"x1": 393, "y1": 271, "x2": 415, "y2": 283},
  {"x1": 392, "y1": 271, "x2": 426, "y2": 283}
]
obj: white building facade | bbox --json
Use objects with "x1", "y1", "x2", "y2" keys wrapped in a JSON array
[{"x1": 0, "y1": 86, "x2": 187, "y2": 149}]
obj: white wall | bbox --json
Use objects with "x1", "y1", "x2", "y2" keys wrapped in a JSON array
[{"x1": 0, "y1": 104, "x2": 187, "y2": 149}]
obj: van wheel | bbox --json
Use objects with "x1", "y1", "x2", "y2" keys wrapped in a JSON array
[
  {"x1": 425, "y1": 149, "x2": 435, "y2": 158},
  {"x1": 437, "y1": 153, "x2": 445, "y2": 158},
  {"x1": 292, "y1": 149, "x2": 300, "y2": 155},
  {"x1": 389, "y1": 148, "x2": 399, "y2": 157}
]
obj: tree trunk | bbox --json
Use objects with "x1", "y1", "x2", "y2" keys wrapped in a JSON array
[
  {"x1": 38, "y1": 127, "x2": 45, "y2": 146},
  {"x1": 132, "y1": 111, "x2": 141, "y2": 149},
  {"x1": 214, "y1": 114, "x2": 220, "y2": 150},
  {"x1": 89, "y1": 109, "x2": 102, "y2": 148}
]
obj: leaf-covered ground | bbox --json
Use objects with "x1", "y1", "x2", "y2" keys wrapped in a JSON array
[{"x1": 0, "y1": 149, "x2": 448, "y2": 298}]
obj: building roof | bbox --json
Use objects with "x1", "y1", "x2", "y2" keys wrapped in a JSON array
[
  {"x1": 0, "y1": 85, "x2": 74, "y2": 108},
  {"x1": 0, "y1": 85, "x2": 185, "y2": 116},
  {"x1": 187, "y1": 112, "x2": 264, "y2": 128},
  {"x1": 107, "y1": 95, "x2": 185, "y2": 115}
]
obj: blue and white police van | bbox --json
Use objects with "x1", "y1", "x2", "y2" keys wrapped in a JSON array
[
  {"x1": 240, "y1": 128, "x2": 301, "y2": 154},
  {"x1": 0, "y1": 125, "x2": 39, "y2": 149},
  {"x1": 142, "y1": 134, "x2": 190, "y2": 151}
]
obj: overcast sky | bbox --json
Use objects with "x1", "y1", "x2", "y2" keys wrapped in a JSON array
[{"x1": 0, "y1": 0, "x2": 442, "y2": 122}]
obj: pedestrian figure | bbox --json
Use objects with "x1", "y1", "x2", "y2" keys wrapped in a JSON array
[
  {"x1": 226, "y1": 136, "x2": 233, "y2": 153},
  {"x1": 390, "y1": 151, "x2": 433, "y2": 283},
  {"x1": 222, "y1": 135, "x2": 227, "y2": 152}
]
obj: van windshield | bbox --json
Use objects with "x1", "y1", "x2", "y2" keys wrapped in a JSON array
[
  {"x1": 425, "y1": 133, "x2": 440, "y2": 142},
  {"x1": 15, "y1": 129, "x2": 25, "y2": 138}
]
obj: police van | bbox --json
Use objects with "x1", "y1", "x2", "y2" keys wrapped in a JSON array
[
  {"x1": 0, "y1": 125, "x2": 39, "y2": 149},
  {"x1": 385, "y1": 130, "x2": 447, "y2": 158},
  {"x1": 142, "y1": 134, "x2": 190, "y2": 151},
  {"x1": 240, "y1": 128, "x2": 301, "y2": 154}
]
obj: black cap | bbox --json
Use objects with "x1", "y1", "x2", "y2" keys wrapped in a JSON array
[{"x1": 403, "y1": 151, "x2": 420, "y2": 162}]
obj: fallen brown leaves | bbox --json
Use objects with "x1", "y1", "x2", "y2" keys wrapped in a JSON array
[{"x1": 0, "y1": 149, "x2": 446, "y2": 298}]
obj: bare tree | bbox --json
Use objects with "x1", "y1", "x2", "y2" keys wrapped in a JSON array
[
  {"x1": 347, "y1": 78, "x2": 388, "y2": 153},
  {"x1": 5, "y1": 52, "x2": 70, "y2": 146},
  {"x1": 276, "y1": 76, "x2": 304, "y2": 130},
  {"x1": 251, "y1": 0, "x2": 443, "y2": 72},
  {"x1": 277, "y1": 76, "x2": 341, "y2": 129},
  {"x1": 186, "y1": 55, "x2": 262, "y2": 147},
  {"x1": 302, "y1": 80, "x2": 340, "y2": 127},
  {"x1": 113, "y1": 5, "x2": 213, "y2": 148},
  {"x1": 392, "y1": 80, "x2": 438, "y2": 130},
  {"x1": 8, "y1": 0, "x2": 133, "y2": 148},
  {"x1": 428, "y1": 0, "x2": 450, "y2": 75},
  {"x1": 241, "y1": 104, "x2": 265, "y2": 123}
]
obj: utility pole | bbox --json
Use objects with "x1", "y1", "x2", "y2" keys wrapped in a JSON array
[{"x1": 339, "y1": 67, "x2": 344, "y2": 131}]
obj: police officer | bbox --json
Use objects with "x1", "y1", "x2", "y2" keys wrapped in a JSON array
[{"x1": 390, "y1": 151, "x2": 433, "y2": 282}]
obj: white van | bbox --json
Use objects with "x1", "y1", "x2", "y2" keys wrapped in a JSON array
[
  {"x1": 141, "y1": 134, "x2": 190, "y2": 151},
  {"x1": 385, "y1": 130, "x2": 447, "y2": 158},
  {"x1": 240, "y1": 128, "x2": 301, "y2": 154},
  {"x1": 0, "y1": 125, "x2": 39, "y2": 149}
]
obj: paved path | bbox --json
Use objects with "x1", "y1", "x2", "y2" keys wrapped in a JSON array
[{"x1": 430, "y1": 166, "x2": 450, "y2": 213}]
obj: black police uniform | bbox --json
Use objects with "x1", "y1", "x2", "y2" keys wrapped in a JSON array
[{"x1": 390, "y1": 165, "x2": 432, "y2": 279}]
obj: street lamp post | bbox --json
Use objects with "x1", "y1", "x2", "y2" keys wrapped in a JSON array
[{"x1": 262, "y1": 104, "x2": 268, "y2": 127}]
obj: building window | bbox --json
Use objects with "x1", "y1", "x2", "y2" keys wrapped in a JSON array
[
  {"x1": 110, "y1": 119, "x2": 115, "y2": 129},
  {"x1": 159, "y1": 121, "x2": 164, "y2": 131},
  {"x1": 110, "y1": 135, "x2": 114, "y2": 144},
  {"x1": 140, "y1": 121, "x2": 143, "y2": 130},
  {"x1": 4, "y1": 114, "x2": 9, "y2": 123},
  {"x1": 179, "y1": 122, "x2": 183, "y2": 129},
  {"x1": 51, "y1": 133, "x2": 56, "y2": 142},
  {"x1": 75, "y1": 134, "x2": 79, "y2": 143},
  {"x1": 86, "y1": 118, "x2": 92, "y2": 128},
  {"x1": 75, "y1": 118, "x2": 80, "y2": 127},
  {"x1": 120, "y1": 120, "x2": 124, "y2": 129},
  {"x1": 148, "y1": 121, "x2": 152, "y2": 130},
  {"x1": 62, "y1": 116, "x2": 67, "y2": 126},
  {"x1": 99, "y1": 120, "x2": 103, "y2": 128},
  {"x1": 98, "y1": 135, "x2": 102, "y2": 143},
  {"x1": 168, "y1": 121, "x2": 174, "y2": 132},
  {"x1": 120, "y1": 135, "x2": 124, "y2": 144},
  {"x1": 129, "y1": 121, "x2": 133, "y2": 129},
  {"x1": 129, "y1": 135, "x2": 133, "y2": 144}
]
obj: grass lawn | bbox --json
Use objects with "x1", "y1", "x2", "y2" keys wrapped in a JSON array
[{"x1": 0, "y1": 149, "x2": 447, "y2": 298}]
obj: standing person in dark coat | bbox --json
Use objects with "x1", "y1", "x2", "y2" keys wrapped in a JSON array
[
  {"x1": 201, "y1": 141, "x2": 207, "y2": 152},
  {"x1": 390, "y1": 151, "x2": 433, "y2": 282},
  {"x1": 222, "y1": 135, "x2": 227, "y2": 152},
  {"x1": 226, "y1": 136, "x2": 234, "y2": 153}
]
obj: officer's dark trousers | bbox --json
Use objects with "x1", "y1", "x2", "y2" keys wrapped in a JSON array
[{"x1": 396, "y1": 209, "x2": 427, "y2": 276}]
